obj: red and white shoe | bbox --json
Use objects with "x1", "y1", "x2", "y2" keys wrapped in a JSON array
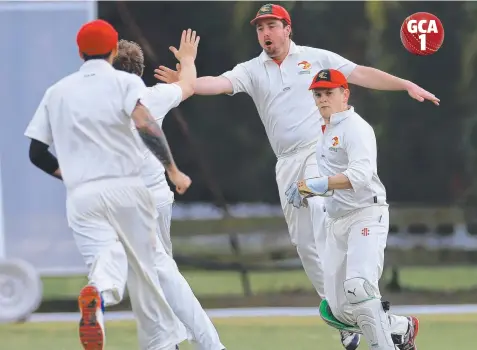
[{"x1": 78, "y1": 285, "x2": 105, "y2": 350}]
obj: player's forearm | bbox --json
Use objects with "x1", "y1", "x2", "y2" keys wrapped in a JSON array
[
  {"x1": 28, "y1": 139, "x2": 62, "y2": 180},
  {"x1": 348, "y1": 65, "x2": 412, "y2": 91},
  {"x1": 298, "y1": 174, "x2": 351, "y2": 197},
  {"x1": 137, "y1": 123, "x2": 177, "y2": 173},
  {"x1": 133, "y1": 103, "x2": 178, "y2": 173},
  {"x1": 177, "y1": 57, "x2": 197, "y2": 100},
  {"x1": 194, "y1": 76, "x2": 233, "y2": 95},
  {"x1": 328, "y1": 173, "x2": 353, "y2": 190}
]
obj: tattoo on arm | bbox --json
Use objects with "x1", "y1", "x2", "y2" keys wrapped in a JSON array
[
  {"x1": 133, "y1": 101, "x2": 176, "y2": 170},
  {"x1": 137, "y1": 119, "x2": 175, "y2": 169}
]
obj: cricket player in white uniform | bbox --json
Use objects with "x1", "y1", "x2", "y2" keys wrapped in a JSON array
[
  {"x1": 113, "y1": 39, "x2": 226, "y2": 350},
  {"x1": 286, "y1": 69, "x2": 419, "y2": 350},
  {"x1": 25, "y1": 20, "x2": 192, "y2": 350},
  {"x1": 155, "y1": 4, "x2": 438, "y2": 349}
]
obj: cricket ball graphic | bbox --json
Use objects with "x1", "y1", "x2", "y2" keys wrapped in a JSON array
[{"x1": 400, "y1": 12, "x2": 444, "y2": 56}]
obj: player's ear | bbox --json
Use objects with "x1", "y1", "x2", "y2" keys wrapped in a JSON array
[
  {"x1": 343, "y1": 88, "x2": 350, "y2": 103},
  {"x1": 285, "y1": 24, "x2": 291, "y2": 37}
]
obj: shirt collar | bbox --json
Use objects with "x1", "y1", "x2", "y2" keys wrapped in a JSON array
[
  {"x1": 321, "y1": 106, "x2": 354, "y2": 126},
  {"x1": 79, "y1": 59, "x2": 115, "y2": 72},
  {"x1": 259, "y1": 41, "x2": 301, "y2": 64}
]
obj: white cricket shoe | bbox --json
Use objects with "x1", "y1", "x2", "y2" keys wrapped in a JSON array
[{"x1": 340, "y1": 330, "x2": 361, "y2": 350}]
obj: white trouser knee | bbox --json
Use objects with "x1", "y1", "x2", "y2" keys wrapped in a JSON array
[{"x1": 344, "y1": 277, "x2": 394, "y2": 350}]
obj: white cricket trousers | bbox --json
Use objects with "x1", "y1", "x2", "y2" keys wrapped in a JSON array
[
  {"x1": 276, "y1": 142, "x2": 327, "y2": 297},
  {"x1": 67, "y1": 177, "x2": 185, "y2": 350},
  {"x1": 150, "y1": 202, "x2": 225, "y2": 350},
  {"x1": 323, "y1": 205, "x2": 408, "y2": 335}
]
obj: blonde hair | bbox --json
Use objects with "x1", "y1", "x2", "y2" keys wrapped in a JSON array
[{"x1": 113, "y1": 39, "x2": 144, "y2": 76}]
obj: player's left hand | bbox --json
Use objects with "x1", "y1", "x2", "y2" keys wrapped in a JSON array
[
  {"x1": 406, "y1": 82, "x2": 440, "y2": 106},
  {"x1": 285, "y1": 182, "x2": 308, "y2": 209}
]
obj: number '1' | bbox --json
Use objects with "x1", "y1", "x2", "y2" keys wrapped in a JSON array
[{"x1": 419, "y1": 34, "x2": 426, "y2": 51}]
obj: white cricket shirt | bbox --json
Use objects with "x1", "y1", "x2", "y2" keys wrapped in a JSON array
[
  {"x1": 222, "y1": 41, "x2": 357, "y2": 157},
  {"x1": 317, "y1": 107, "x2": 387, "y2": 218},
  {"x1": 24, "y1": 59, "x2": 147, "y2": 193},
  {"x1": 133, "y1": 83, "x2": 182, "y2": 206}
]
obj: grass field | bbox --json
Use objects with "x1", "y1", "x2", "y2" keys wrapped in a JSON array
[
  {"x1": 1, "y1": 314, "x2": 476, "y2": 350},
  {"x1": 41, "y1": 266, "x2": 477, "y2": 299}
]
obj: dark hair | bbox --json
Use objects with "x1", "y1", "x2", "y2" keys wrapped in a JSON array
[
  {"x1": 112, "y1": 39, "x2": 144, "y2": 76},
  {"x1": 281, "y1": 20, "x2": 293, "y2": 40},
  {"x1": 82, "y1": 51, "x2": 112, "y2": 61}
]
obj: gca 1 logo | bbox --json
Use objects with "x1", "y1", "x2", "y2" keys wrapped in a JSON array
[{"x1": 400, "y1": 12, "x2": 444, "y2": 56}]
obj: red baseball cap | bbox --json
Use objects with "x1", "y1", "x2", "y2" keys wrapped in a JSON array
[
  {"x1": 77, "y1": 19, "x2": 118, "y2": 56},
  {"x1": 250, "y1": 4, "x2": 291, "y2": 26},
  {"x1": 309, "y1": 69, "x2": 349, "y2": 90}
]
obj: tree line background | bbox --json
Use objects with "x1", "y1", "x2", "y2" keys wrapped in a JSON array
[{"x1": 98, "y1": 1, "x2": 477, "y2": 206}]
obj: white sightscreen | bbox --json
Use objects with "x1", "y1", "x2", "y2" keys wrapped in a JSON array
[{"x1": 0, "y1": 1, "x2": 96, "y2": 275}]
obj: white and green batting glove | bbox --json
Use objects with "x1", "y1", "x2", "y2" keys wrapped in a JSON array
[{"x1": 297, "y1": 177, "x2": 334, "y2": 198}]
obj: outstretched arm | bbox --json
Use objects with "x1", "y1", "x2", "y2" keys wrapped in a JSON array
[
  {"x1": 154, "y1": 28, "x2": 233, "y2": 96},
  {"x1": 155, "y1": 60, "x2": 254, "y2": 96},
  {"x1": 194, "y1": 76, "x2": 234, "y2": 95},
  {"x1": 348, "y1": 65, "x2": 440, "y2": 105},
  {"x1": 166, "y1": 29, "x2": 201, "y2": 101},
  {"x1": 155, "y1": 68, "x2": 233, "y2": 96}
]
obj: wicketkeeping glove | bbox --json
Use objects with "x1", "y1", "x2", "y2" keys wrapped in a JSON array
[
  {"x1": 286, "y1": 177, "x2": 334, "y2": 209},
  {"x1": 285, "y1": 181, "x2": 308, "y2": 209}
]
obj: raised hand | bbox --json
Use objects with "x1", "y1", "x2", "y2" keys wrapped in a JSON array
[{"x1": 169, "y1": 28, "x2": 200, "y2": 62}]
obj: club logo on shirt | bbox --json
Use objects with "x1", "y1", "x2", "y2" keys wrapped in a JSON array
[
  {"x1": 328, "y1": 136, "x2": 339, "y2": 152},
  {"x1": 362, "y1": 228, "x2": 370, "y2": 236},
  {"x1": 332, "y1": 136, "x2": 339, "y2": 147},
  {"x1": 298, "y1": 61, "x2": 312, "y2": 74}
]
